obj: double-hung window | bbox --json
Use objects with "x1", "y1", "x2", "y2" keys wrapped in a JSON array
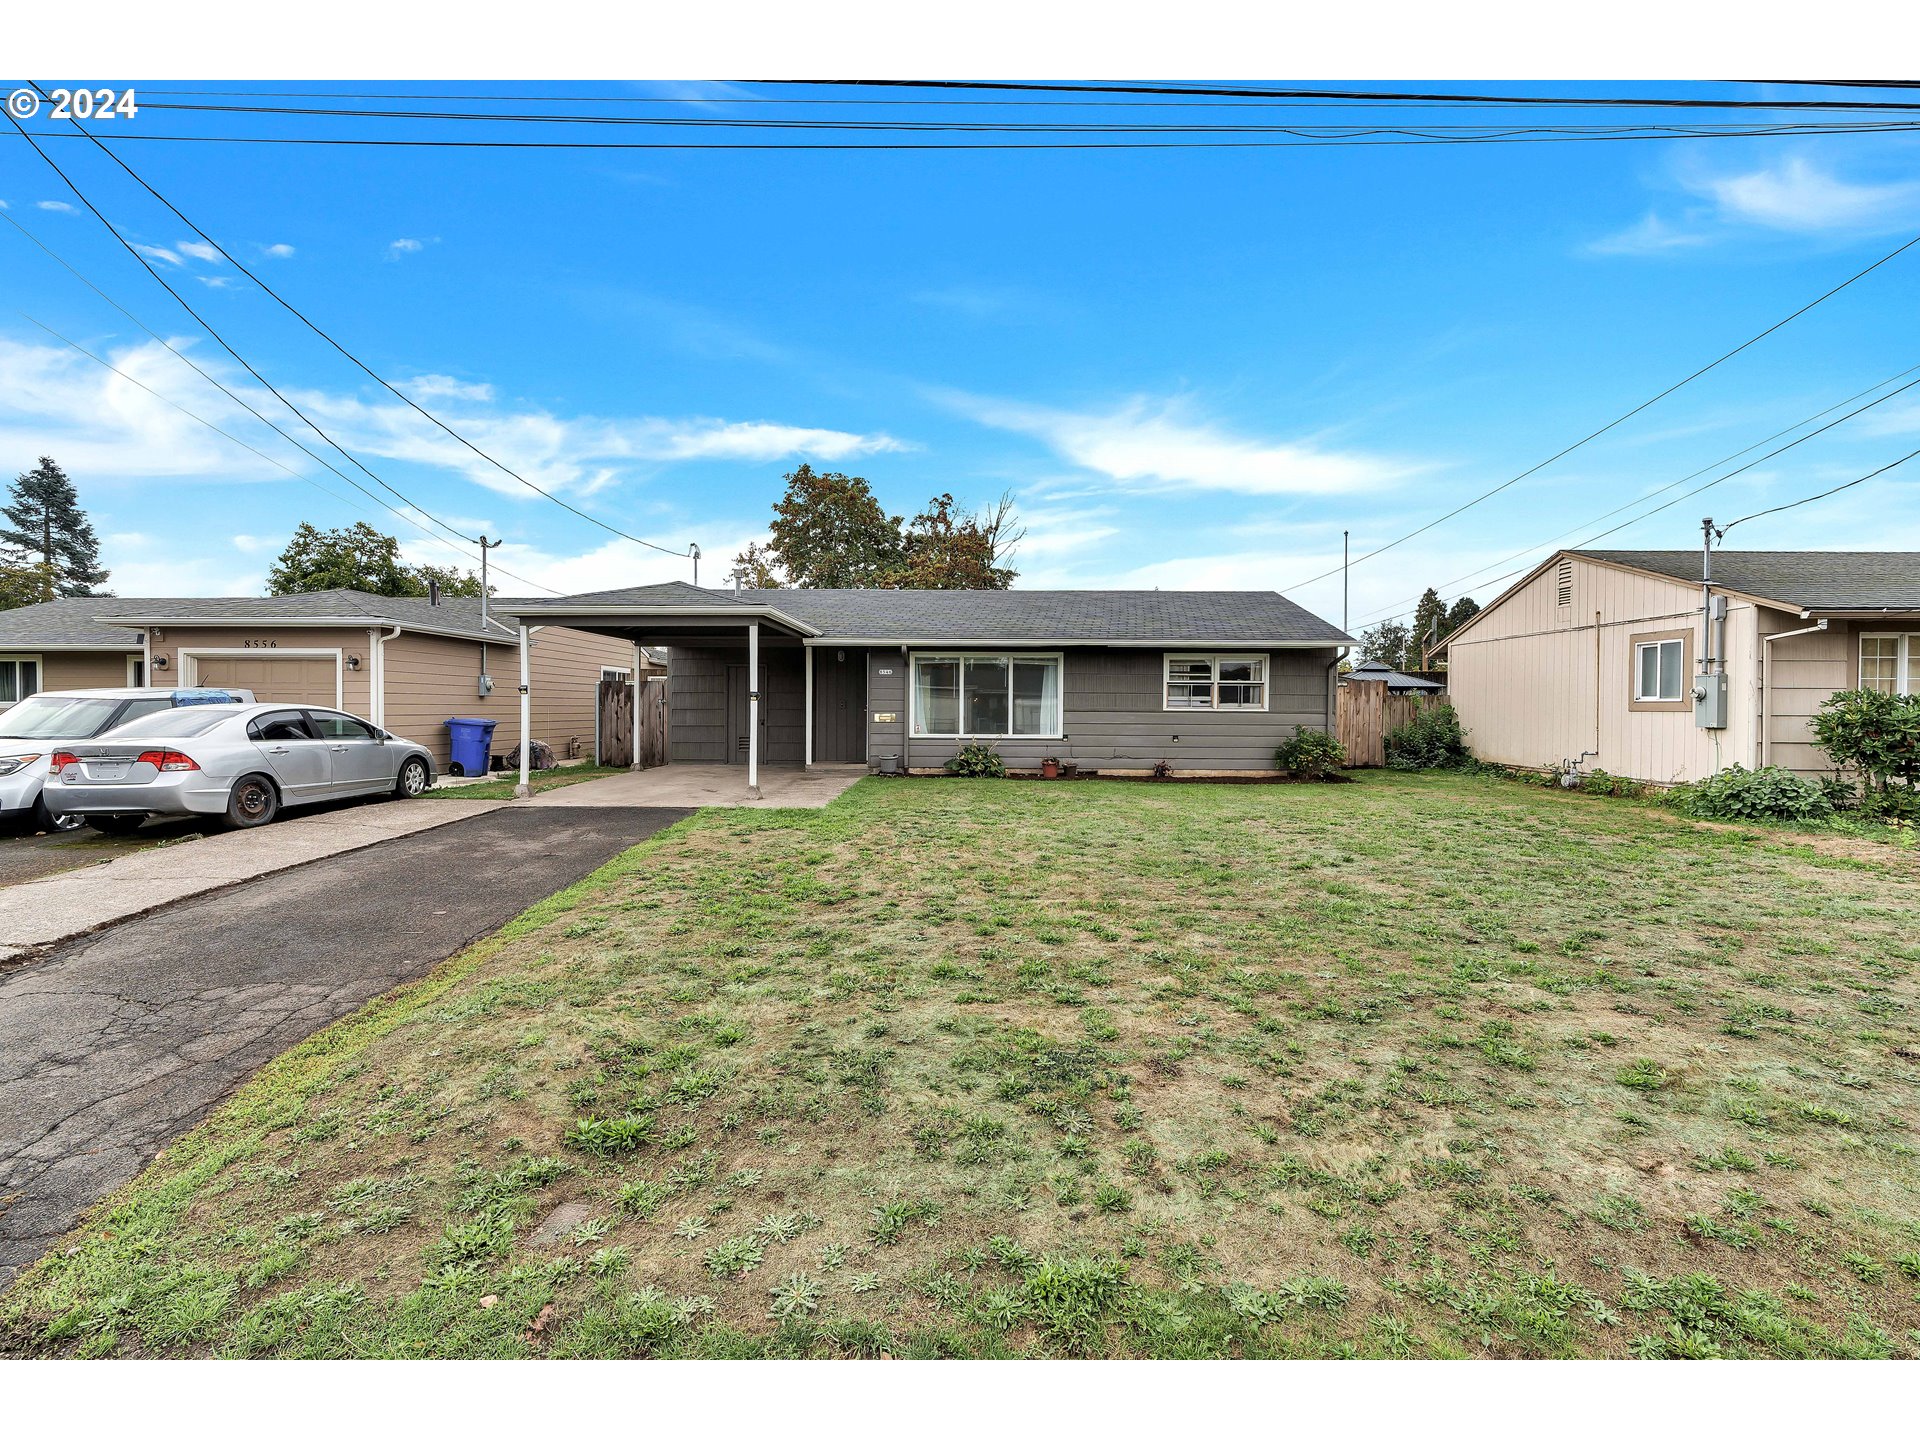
[
  {"x1": 911, "y1": 653, "x2": 1061, "y2": 737},
  {"x1": 0, "y1": 656, "x2": 40, "y2": 705},
  {"x1": 1861, "y1": 633, "x2": 1920, "y2": 696},
  {"x1": 1633, "y1": 638, "x2": 1685, "y2": 703},
  {"x1": 1163, "y1": 654, "x2": 1267, "y2": 711}
]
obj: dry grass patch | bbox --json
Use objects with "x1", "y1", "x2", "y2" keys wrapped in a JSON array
[{"x1": 5, "y1": 771, "x2": 1919, "y2": 1358}]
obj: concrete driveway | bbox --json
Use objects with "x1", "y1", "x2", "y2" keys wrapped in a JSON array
[
  {"x1": 528, "y1": 762, "x2": 867, "y2": 809},
  {"x1": 0, "y1": 804, "x2": 689, "y2": 1289}
]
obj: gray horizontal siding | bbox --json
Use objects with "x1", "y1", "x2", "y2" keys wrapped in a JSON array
[
  {"x1": 667, "y1": 646, "x2": 727, "y2": 762},
  {"x1": 874, "y1": 646, "x2": 1336, "y2": 772}
]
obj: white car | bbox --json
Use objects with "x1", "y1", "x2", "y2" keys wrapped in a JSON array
[{"x1": 0, "y1": 687, "x2": 256, "y2": 833}]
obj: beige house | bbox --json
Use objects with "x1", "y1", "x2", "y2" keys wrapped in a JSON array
[
  {"x1": 0, "y1": 590, "x2": 657, "y2": 769},
  {"x1": 1440, "y1": 549, "x2": 1920, "y2": 785}
]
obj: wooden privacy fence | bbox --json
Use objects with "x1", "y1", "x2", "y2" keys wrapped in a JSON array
[
  {"x1": 1336, "y1": 678, "x2": 1449, "y2": 768},
  {"x1": 596, "y1": 676, "x2": 670, "y2": 769}
]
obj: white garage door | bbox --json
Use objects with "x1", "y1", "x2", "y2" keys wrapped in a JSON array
[{"x1": 189, "y1": 654, "x2": 340, "y2": 708}]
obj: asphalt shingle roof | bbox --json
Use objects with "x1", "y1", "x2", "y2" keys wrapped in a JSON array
[
  {"x1": 1347, "y1": 659, "x2": 1443, "y2": 691},
  {"x1": 0, "y1": 590, "x2": 526, "y2": 646},
  {"x1": 1577, "y1": 550, "x2": 1920, "y2": 612},
  {"x1": 505, "y1": 585, "x2": 1351, "y2": 645}
]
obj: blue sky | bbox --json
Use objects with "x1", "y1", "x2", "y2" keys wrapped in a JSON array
[{"x1": 3, "y1": 79, "x2": 1918, "y2": 634}]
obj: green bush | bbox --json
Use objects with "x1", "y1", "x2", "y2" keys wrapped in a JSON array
[
  {"x1": 1275, "y1": 728, "x2": 1345, "y2": 778},
  {"x1": 1663, "y1": 765, "x2": 1834, "y2": 823},
  {"x1": 1383, "y1": 703, "x2": 1467, "y2": 770},
  {"x1": 1579, "y1": 769, "x2": 1646, "y2": 798},
  {"x1": 1811, "y1": 688, "x2": 1920, "y2": 795},
  {"x1": 945, "y1": 742, "x2": 1007, "y2": 778}
]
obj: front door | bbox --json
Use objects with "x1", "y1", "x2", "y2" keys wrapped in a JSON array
[
  {"x1": 725, "y1": 663, "x2": 769, "y2": 765},
  {"x1": 811, "y1": 648, "x2": 868, "y2": 763},
  {"x1": 246, "y1": 709, "x2": 333, "y2": 803}
]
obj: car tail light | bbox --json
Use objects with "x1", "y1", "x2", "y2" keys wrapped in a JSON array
[
  {"x1": 135, "y1": 749, "x2": 200, "y2": 772},
  {"x1": 49, "y1": 750, "x2": 79, "y2": 771}
]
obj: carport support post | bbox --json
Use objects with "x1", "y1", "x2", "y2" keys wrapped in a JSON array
[
  {"x1": 515, "y1": 624, "x2": 532, "y2": 799},
  {"x1": 630, "y1": 640, "x2": 643, "y2": 771},
  {"x1": 747, "y1": 620, "x2": 761, "y2": 799},
  {"x1": 803, "y1": 644, "x2": 814, "y2": 768}
]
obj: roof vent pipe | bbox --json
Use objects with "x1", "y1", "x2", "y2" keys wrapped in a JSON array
[{"x1": 428, "y1": 579, "x2": 441, "y2": 607}]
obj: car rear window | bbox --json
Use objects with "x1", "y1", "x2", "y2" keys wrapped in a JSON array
[
  {"x1": 0, "y1": 695, "x2": 126, "y2": 739},
  {"x1": 101, "y1": 706, "x2": 237, "y2": 739}
]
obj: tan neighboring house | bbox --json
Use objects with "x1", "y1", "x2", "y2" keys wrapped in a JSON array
[
  {"x1": 0, "y1": 589, "x2": 660, "y2": 769},
  {"x1": 1439, "y1": 549, "x2": 1920, "y2": 785}
]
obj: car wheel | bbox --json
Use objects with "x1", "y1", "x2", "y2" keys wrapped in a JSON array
[
  {"x1": 32, "y1": 797, "x2": 86, "y2": 834},
  {"x1": 84, "y1": 814, "x2": 146, "y2": 836},
  {"x1": 394, "y1": 757, "x2": 431, "y2": 799},
  {"x1": 225, "y1": 773, "x2": 280, "y2": 830}
]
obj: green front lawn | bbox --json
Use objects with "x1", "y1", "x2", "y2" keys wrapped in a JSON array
[{"x1": 6, "y1": 772, "x2": 1918, "y2": 1358}]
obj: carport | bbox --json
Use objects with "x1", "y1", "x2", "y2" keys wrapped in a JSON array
[{"x1": 499, "y1": 583, "x2": 825, "y2": 800}]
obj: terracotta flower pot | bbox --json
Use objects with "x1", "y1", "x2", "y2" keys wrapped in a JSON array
[{"x1": 1041, "y1": 758, "x2": 1060, "y2": 779}]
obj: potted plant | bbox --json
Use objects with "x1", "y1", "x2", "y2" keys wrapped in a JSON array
[{"x1": 1041, "y1": 755, "x2": 1061, "y2": 779}]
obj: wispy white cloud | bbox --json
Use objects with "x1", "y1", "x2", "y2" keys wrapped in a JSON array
[
  {"x1": 945, "y1": 391, "x2": 1419, "y2": 498},
  {"x1": 1590, "y1": 153, "x2": 1920, "y2": 255},
  {"x1": 260, "y1": 242, "x2": 295, "y2": 259},
  {"x1": 196, "y1": 275, "x2": 235, "y2": 289},
  {"x1": 402, "y1": 374, "x2": 495, "y2": 403},
  {"x1": 231, "y1": 534, "x2": 278, "y2": 554},
  {"x1": 177, "y1": 240, "x2": 222, "y2": 264},
  {"x1": 386, "y1": 236, "x2": 437, "y2": 261},
  {"x1": 35, "y1": 200, "x2": 74, "y2": 214},
  {"x1": 136, "y1": 244, "x2": 184, "y2": 266}
]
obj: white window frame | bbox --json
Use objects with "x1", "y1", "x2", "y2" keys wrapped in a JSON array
[
  {"x1": 126, "y1": 654, "x2": 146, "y2": 686},
  {"x1": 908, "y1": 651, "x2": 1064, "y2": 739},
  {"x1": 1859, "y1": 632, "x2": 1919, "y2": 696},
  {"x1": 1162, "y1": 653, "x2": 1270, "y2": 713},
  {"x1": 599, "y1": 666, "x2": 633, "y2": 683},
  {"x1": 1633, "y1": 637, "x2": 1685, "y2": 703},
  {"x1": 0, "y1": 653, "x2": 42, "y2": 705}
]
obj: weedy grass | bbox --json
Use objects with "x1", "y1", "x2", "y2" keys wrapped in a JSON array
[{"x1": 5, "y1": 771, "x2": 1919, "y2": 1359}]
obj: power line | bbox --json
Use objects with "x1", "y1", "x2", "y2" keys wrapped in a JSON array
[
  {"x1": 1282, "y1": 227, "x2": 1920, "y2": 600},
  {"x1": 33, "y1": 85, "x2": 700, "y2": 566},
  {"x1": 1719, "y1": 448, "x2": 1920, "y2": 533},
  {"x1": 12, "y1": 122, "x2": 1920, "y2": 152},
  {"x1": 1348, "y1": 360, "x2": 1920, "y2": 628},
  {"x1": 12, "y1": 308, "x2": 563, "y2": 596},
  {"x1": 4, "y1": 108, "x2": 472, "y2": 546}
]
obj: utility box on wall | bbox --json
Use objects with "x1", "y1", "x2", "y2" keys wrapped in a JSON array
[{"x1": 1692, "y1": 671, "x2": 1728, "y2": 729}]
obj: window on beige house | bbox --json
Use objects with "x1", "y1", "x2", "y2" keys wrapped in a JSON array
[{"x1": 1860, "y1": 633, "x2": 1919, "y2": 696}]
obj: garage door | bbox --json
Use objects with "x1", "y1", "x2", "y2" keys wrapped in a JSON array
[{"x1": 189, "y1": 654, "x2": 340, "y2": 707}]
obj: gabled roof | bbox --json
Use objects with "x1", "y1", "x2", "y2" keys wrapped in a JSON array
[
  {"x1": 1347, "y1": 658, "x2": 1444, "y2": 691},
  {"x1": 0, "y1": 589, "x2": 530, "y2": 647},
  {"x1": 1573, "y1": 550, "x2": 1920, "y2": 612},
  {"x1": 504, "y1": 585, "x2": 1352, "y2": 646}
]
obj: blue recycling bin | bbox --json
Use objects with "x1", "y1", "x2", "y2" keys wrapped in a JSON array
[{"x1": 445, "y1": 716, "x2": 499, "y2": 777}]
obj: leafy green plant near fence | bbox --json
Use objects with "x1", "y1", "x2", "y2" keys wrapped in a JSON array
[
  {"x1": 1383, "y1": 704, "x2": 1468, "y2": 770},
  {"x1": 1274, "y1": 729, "x2": 1345, "y2": 778},
  {"x1": 1811, "y1": 689, "x2": 1920, "y2": 818}
]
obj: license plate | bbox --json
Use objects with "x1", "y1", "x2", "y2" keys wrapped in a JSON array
[{"x1": 91, "y1": 762, "x2": 129, "y2": 780}]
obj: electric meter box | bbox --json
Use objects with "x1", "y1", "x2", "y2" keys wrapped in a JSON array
[{"x1": 1693, "y1": 671, "x2": 1728, "y2": 730}]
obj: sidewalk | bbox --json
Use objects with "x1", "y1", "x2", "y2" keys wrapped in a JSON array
[{"x1": 0, "y1": 797, "x2": 501, "y2": 960}]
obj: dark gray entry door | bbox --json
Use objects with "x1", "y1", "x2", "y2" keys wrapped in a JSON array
[{"x1": 811, "y1": 648, "x2": 867, "y2": 763}]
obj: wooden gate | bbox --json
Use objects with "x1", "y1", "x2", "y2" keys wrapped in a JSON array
[
  {"x1": 597, "y1": 676, "x2": 671, "y2": 768},
  {"x1": 1336, "y1": 679, "x2": 1448, "y2": 767},
  {"x1": 597, "y1": 677, "x2": 635, "y2": 767}
]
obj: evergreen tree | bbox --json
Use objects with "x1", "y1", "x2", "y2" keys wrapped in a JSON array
[
  {"x1": 1408, "y1": 587, "x2": 1449, "y2": 669},
  {"x1": 1444, "y1": 595, "x2": 1482, "y2": 635},
  {"x1": 0, "y1": 456, "x2": 110, "y2": 601}
]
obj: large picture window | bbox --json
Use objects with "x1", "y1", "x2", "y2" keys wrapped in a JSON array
[
  {"x1": 1163, "y1": 654, "x2": 1268, "y2": 711},
  {"x1": 0, "y1": 656, "x2": 40, "y2": 705},
  {"x1": 911, "y1": 652, "x2": 1061, "y2": 737},
  {"x1": 1861, "y1": 633, "x2": 1920, "y2": 696}
]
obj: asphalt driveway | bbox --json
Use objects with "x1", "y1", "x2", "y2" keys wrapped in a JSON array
[{"x1": 0, "y1": 804, "x2": 690, "y2": 1289}]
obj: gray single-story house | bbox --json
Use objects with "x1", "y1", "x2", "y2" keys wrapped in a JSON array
[{"x1": 499, "y1": 584, "x2": 1351, "y2": 793}]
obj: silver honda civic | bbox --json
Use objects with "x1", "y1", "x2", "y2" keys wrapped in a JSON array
[{"x1": 44, "y1": 702, "x2": 437, "y2": 834}]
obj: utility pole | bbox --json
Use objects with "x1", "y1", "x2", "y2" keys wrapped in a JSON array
[
  {"x1": 690, "y1": 543, "x2": 701, "y2": 586},
  {"x1": 1700, "y1": 516, "x2": 1718, "y2": 673},
  {"x1": 478, "y1": 535, "x2": 502, "y2": 629},
  {"x1": 1342, "y1": 529, "x2": 1349, "y2": 635}
]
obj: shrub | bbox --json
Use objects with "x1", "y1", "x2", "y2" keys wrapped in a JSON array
[
  {"x1": 1663, "y1": 765, "x2": 1834, "y2": 823},
  {"x1": 945, "y1": 742, "x2": 1007, "y2": 778},
  {"x1": 1811, "y1": 688, "x2": 1920, "y2": 795},
  {"x1": 1579, "y1": 769, "x2": 1646, "y2": 798},
  {"x1": 1275, "y1": 728, "x2": 1345, "y2": 778},
  {"x1": 1384, "y1": 703, "x2": 1467, "y2": 770}
]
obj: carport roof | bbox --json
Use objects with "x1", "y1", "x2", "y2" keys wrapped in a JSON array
[{"x1": 502, "y1": 584, "x2": 1352, "y2": 646}]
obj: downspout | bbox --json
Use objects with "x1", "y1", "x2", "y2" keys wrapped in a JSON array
[
  {"x1": 1594, "y1": 610, "x2": 1602, "y2": 761},
  {"x1": 900, "y1": 644, "x2": 911, "y2": 774},
  {"x1": 515, "y1": 624, "x2": 532, "y2": 799},
  {"x1": 372, "y1": 625, "x2": 400, "y2": 728},
  {"x1": 140, "y1": 629, "x2": 151, "y2": 686},
  {"x1": 1760, "y1": 619, "x2": 1827, "y2": 769},
  {"x1": 1324, "y1": 646, "x2": 1347, "y2": 734}
]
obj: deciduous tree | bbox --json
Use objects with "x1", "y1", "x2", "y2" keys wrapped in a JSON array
[
  {"x1": 268, "y1": 521, "x2": 483, "y2": 598},
  {"x1": 764, "y1": 464, "x2": 904, "y2": 588}
]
